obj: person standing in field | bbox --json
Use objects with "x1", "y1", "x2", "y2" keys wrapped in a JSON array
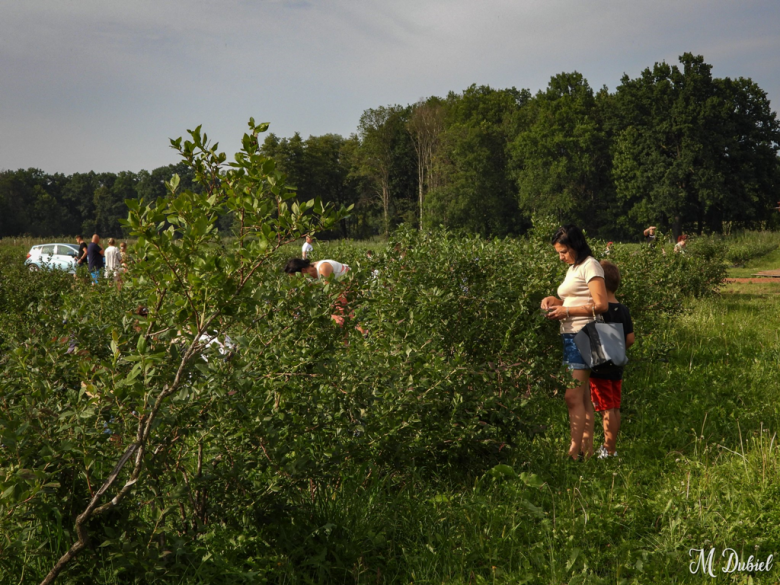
[
  {"x1": 302, "y1": 235, "x2": 314, "y2": 259},
  {"x1": 540, "y1": 225, "x2": 608, "y2": 460},
  {"x1": 74, "y1": 235, "x2": 89, "y2": 278},
  {"x1": 643, "y1": 226, "x2": 657, "y2": 244},
  {"x1": 589, "y1": 260, "x2": 634, "y2": 458},
  {"x1": 104, "y1": 238, "x2": 122, "y2": 282},
  {"x1": 86, "y1": 234, "x2": 104, "y2": 285}
]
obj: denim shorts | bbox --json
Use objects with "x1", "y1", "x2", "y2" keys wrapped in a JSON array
[{"x1": 561, "y1": 333, "x2": 589, "y2": 370}]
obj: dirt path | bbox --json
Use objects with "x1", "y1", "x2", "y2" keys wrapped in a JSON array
[{"x1": 725, "y1": 278, "x2": 780, "y2": 283}]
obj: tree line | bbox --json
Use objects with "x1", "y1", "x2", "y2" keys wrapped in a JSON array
[
  {"x1": 0, "y1": 162, "x2": 204, "y2": 239},
  {"x1": 2, "y1": 53, "x2": 778, "y2": 241}
]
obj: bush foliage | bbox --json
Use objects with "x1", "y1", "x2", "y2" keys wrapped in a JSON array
[{"x1": 0, "y1": 129, "x2": 726, "y2": 583}]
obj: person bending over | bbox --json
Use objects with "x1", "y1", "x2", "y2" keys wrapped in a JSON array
[
  {"x1": 284, "y1": 257, "x2": 357, "y2": 330},
  {"x1": 284, "y1": 258, "x2": 350, "y2": 281}
]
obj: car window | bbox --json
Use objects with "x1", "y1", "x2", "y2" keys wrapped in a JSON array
[
  {"x1": 56, "y1": 244, "x2": 78, "y2": 255},
  {"x1": 40, "y1": 245, "x2": 56, "y2": 255}
]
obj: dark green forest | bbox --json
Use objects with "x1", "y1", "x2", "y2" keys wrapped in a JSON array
[{"x1": 2, "y1": 53, "x2": 779, "y2": 241}]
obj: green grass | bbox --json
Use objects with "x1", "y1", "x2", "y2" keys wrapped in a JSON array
[
  {"x1": 727, "y1": 246, "x2": 780, "y2": 278},
  {"x1": 722, "y1": 282, "x2": 780, "y2": 295}
]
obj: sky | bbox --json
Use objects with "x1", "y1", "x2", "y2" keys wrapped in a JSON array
[{"x1": 2, "y1": 0, "x2": 779, "y2": 174}]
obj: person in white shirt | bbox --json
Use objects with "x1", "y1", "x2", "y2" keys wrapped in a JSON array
[
  {"x1": 302, "y1": 235, "x2": 314, "y2": 259},
  {"x1": 104, "y1": 238, "x2": 122, "y2": 281},
  {"x1": 540, "y1": 225, "x2": 608, "y2": 461}
]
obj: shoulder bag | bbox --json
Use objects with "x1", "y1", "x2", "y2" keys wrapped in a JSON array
[{"x1": 573, "y1": 307, "x2": 628, "y2": 369}]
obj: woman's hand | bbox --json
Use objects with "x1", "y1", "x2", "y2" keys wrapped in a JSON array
[
  {"x1": 540, "y1": 296, "x2": 562, "y2": 310},
  {"x1": 545, "y1": 306, "x2": 568, "y2": 321}
]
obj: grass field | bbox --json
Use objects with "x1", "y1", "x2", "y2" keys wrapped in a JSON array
[{"x1": 726, "y1": 245, "x2": 780, "y2": 278}]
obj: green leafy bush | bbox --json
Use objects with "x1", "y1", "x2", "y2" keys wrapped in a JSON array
[{"x1": 0, "y1": 161, "x2": 728, "y2": 582}]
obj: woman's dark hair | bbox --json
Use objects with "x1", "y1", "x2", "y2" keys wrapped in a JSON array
[
  {"x1": 551, "y1": 225, "x2": 593, "y2": 266},
  {"x1": 284, "y1": 258, "x2": 311, "y2": 274}
]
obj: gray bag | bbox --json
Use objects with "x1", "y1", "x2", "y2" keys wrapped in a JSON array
[{"x1": 573, "y1": 317, "x2": 628, "y2": 369}]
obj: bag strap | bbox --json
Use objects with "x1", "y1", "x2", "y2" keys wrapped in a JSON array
[{"x1": 591, "y1": 304, "x2": 604, "y2": 323}]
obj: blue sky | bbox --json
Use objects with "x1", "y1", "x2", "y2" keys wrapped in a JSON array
[{"x1": 1, "y1": 0, "x2": 778, "y2": 174}]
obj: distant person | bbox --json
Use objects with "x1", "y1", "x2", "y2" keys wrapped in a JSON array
[
  {"x1": 86, "y1": 234, "x2": 104, "y2": 285},
  {"x1": 604, "y1": 242, "x2": 614, "y2": 256},
  {"x1": 104, "y1": 238, "x2": 122, "y2": 282},
  {"x1": 540, "y1": 225, "x2": 608, "y2": 460},
  {"x1": 302, "y1": 235, "x2": 314, "y2": 259},
  {"x1": 589, "y1": 260, "x2": 634, "y2": 459},
  {"x1": 643, "y1": 226, "x2": 657, "y2": 245},
  {"x1": 75, "y1": 235, "x2": 89, "y2": 278},
  {"x1": 674, "y1": 234, "x2": 687, "y2": 253}
]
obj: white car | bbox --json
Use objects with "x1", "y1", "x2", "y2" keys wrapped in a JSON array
[{"x1": 25, "y1": 243, "x2": 80, "y2": 274}]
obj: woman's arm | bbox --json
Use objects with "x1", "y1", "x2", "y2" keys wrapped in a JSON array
[
  {"x1": 545, "y1": 277, "x2": 608, "y2": 320},
  {"x1": 587, "y1": 277, "x2": 608, "y2": 314}
]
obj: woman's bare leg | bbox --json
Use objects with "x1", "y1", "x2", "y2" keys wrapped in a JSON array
[{"x1": 564, "y1": 369, "x2": 594, "y2": 459}]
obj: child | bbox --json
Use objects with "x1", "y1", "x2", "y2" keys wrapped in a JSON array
[{"x1": 589, "y1": 260, "x2": 634, "y2": 458}]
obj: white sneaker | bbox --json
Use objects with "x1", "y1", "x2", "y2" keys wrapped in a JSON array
[{"x1": 597, "y1": 445, "x2": 617, "y2": 459}]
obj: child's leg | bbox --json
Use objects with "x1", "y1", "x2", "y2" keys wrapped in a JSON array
[
  {"x1": 602, "y1": 408, "x2": 621, "y2": 454},
  {"x1": 590, "y1": 377, "x2": 621, "y2": 453}
]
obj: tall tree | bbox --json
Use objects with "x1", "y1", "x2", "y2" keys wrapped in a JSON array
[
  {"x1": 407, "y1": 98, "x2": 445, "y2": 228},
  {"x1": 61, "y1": 172, "x2": 99, "y2": 236},
  {"x1": 354, "y1": 105, "x2": 408, "y2": 236},
  {"x1": 262, "y1": 133, "x2": 362, "y2": 237},
  {"x1": 608, "y1": 53, "x2": 780, "y2": 238},
  {"x1": 91, "y1": 171, "x2": 137, "y2": 236},
  {"x1": 425, "y1": 85, "x2": 525, "y2": 236},
  {"x1": 509, "y1": 73, "x2": 612, "y2": 232},
  {"x1": 711, "y1": 76, "x2": 780, "y2": 231}
]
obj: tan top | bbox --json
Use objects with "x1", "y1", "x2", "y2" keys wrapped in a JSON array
[{"x1": 557, "y1": 256, "x2": 604, "y2": 334}]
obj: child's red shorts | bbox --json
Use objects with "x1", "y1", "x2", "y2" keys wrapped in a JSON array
[{"x1": 589, "y1": 378, "x2": 622, "y2": 412}]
